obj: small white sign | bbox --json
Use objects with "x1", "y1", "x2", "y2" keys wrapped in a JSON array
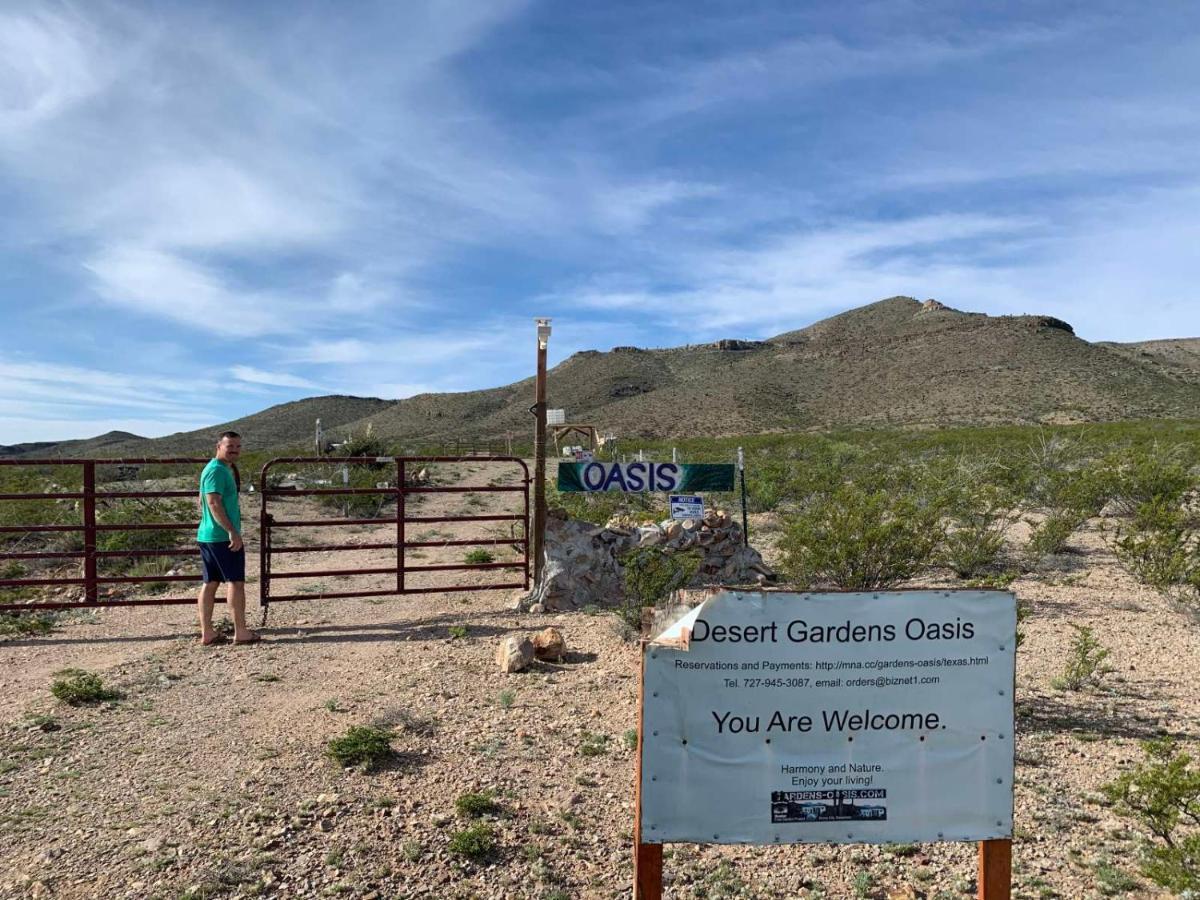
[
  {"x1": 640, "y1": 591, "x2": 1015, "y2": 845},
  {"x1": 547, "y1": 408, "x2": 566, "y2": 425},
  {"x1": 669, "y1": 494, "x2": 705, "y2": 520}
]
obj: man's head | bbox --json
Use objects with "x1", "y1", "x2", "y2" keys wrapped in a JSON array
[{"x1": 215, "y1": 431, "x2": 242, "y2": 463}]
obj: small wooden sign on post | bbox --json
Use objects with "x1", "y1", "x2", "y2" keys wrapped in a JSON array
[{"x1": 633, "y1": 590, "x2": 1015, "y2": 900}]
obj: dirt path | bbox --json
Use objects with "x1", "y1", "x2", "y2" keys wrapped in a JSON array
[{"x1": 2, "y1": 470, "x2": 1197, "y2": 899}]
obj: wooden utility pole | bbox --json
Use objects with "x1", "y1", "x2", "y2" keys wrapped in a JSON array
[{"x1": 532, "y1": 319, "x2": 551, "y2": 584}]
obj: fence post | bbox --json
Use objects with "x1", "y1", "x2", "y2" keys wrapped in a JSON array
[
  {"x1": 260, "y1": 465, "x2": 273, "y2": 625},
  {"x1": 737, "y1": 447, "x2": 749, "y2": 547},
  {"x1": 396, "y1": 459, "x2": 406, "y2": 594},
  {"x1": 82, "y1": 461, "x2": 97, "y2": 604}
]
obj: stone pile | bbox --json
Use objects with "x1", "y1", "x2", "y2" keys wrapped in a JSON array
[{"x1": 517, "y1": 507, "x2": 774, "y2": 612}]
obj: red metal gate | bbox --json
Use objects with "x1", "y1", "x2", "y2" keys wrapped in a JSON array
[
  {"x1": 258, "y1": 456, "x2": 529, "y2": 615},
  {"x1": 0, "y1": 458, "x2": 209, "y2": 610},
  {"x1": 0, "y1": 455, "x2": 530, "y2": 616}
]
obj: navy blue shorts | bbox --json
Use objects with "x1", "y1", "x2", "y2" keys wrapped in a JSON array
[{"x1": 199, "y1": 542, "x2": 246, "y2": 583}]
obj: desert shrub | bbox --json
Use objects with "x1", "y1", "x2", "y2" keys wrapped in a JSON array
[
  {"x1": 0, "y1": 469, "x2": 77, "y2": 548},
  {"x1": 0, "y1": 612, "x2": 57, "y2": 636},
  {"x1": 549, "y1": 483, "x2": 664, "y2": 526},
  {"x1": 448, "y1": 822, "x2": 496, "y2": 860},
  {"x1": 1023, "y1": 510, "x2": 1087, "y2": 566},
  {"x1": 326, "y1": 725, "x2": 394, "y2": 771},
  {"x1": 98, "y1": 499, "x2": 194, "y2": 554},
  {"x1": 618, "y1": 547, "x2": 702, "y2": 634},
  {"x1": 1114, "y1": 498, "x2": 1200, "y2": 595},
  {"x1": 320, "y1": 465, "x2": 393, "y2": 518},
  {"x1": 0, "y1": 561, "x2": 37, "y2": 607},
  {"x1": 1047, "y1": 465, "x2": 1114, "y2": 518},
  {"x1": 744, "y1": 459, "x2": 792, "y2": 513},
  {"x1": 1107, "y1": 447, "x2": 1192, "y2": 517},
  {"x1": 578, "y1": 732, "x2": 610, "y2": 757},
  {"x1": 120, "y1": 558, "x2": 181, "y2": 594},
  {"x1": 464, "y1": 549, "x2": 494, "y2": 565},
  {"x1": 340, "y1": 432, "x2": 392, "y2": 460},
  {"x1": 454, "y1": 791, "x2": 498, "y2": 818},
  {"x1": 939, "y1": 485, "x2": 1018, "y2": 577},
  {"x1": 1015, "y1": 597, "x2": 1031, "y2": 648},
  {"x1": 51, "y1": 669, "x2": 120, "y2": 705},
  {"x1": 1019, "y1": 431, "x2": 1113, "y2": 517},
  {"x1": 778, "y1": 483, "x2": 944, "y2": 590},
  {"x1": 1051, "y1": 625, "x2": 1112, "y2": 691},
  {"x1": 1103, "y1": 738, "x2": 1200, "y2": 892}
]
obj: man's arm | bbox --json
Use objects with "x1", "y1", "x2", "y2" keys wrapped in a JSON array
[{"x1": 205, "y1": 493, "x2": 243, "y2": 551}]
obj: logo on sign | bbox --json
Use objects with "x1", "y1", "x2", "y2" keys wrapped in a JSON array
[{"x1": 669, "y1": 494, "x2": 704, "y2": 520}]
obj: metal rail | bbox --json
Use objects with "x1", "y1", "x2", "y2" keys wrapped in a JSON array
[
  {"x1": 0, "y1": 458, "x2": 209, "y2": 610},
  {"x1": 257, "y1": 456, "x2": 531, "y2": 618},
  {"x1": 0, "y1": 455, "x2": 531, "y2": 618}
]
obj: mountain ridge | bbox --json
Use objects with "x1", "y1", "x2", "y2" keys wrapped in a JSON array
[{"x1": 9, "y1": 297, "x2": 1200, "y2": 456}]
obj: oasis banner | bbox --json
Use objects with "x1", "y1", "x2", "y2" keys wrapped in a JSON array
[{"x1": 556, "y1": 461, "x2": 735, "y2": 493}]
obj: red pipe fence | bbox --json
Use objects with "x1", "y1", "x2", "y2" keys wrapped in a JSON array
[{"x1": 0, "y1": 455, "x2": 531, "y2": 615}]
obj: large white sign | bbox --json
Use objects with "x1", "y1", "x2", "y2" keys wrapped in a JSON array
[{"x1": 640, "y1": 590, "x2": 1015, "y2": 845}]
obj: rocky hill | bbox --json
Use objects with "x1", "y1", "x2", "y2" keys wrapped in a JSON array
[{"x1": 11, "y1": 297, "x2": 1200, "y2": 456}]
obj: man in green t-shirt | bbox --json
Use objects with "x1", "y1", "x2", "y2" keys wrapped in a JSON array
[{"x1": 197, "y1": 431, "x2": 260, "y2": 645}]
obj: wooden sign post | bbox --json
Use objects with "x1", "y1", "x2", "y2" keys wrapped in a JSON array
[
  {"x1": 632, "y1": 836, "x2": 1011, "y2": 899},
  {"x1": 633, "y1": 638, "x2": 663, "y2": 900}
]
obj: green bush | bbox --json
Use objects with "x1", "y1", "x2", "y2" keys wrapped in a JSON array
[
  {"x1": 1103, "y1": 738, "x2": 1200, "y2": 892},
  {"x1": 1114, "y1": 498, "x2": 1200, "y2": 594},
  {"x1": 464, "y1": 549, "x2": 494, "y2": 565},
  {"x1": 778, "y1": 483, "x2": 943, "y2": 590},
  {"x1": 1107, "y1": 447, "x2": 1192, "y2": 517},
  {"x1": 618, "y1": 547, "x2": 702, "y2": 634},
  {"x1": 939, "y1": 486, "x2": 1017, "y2": 577},
  {"x1": 0, "y1": 613, "x2": 57, "y2": 636},
  {"x1": 340, "y1": 433, "x2": 390, "y2": 459},
  {"x1": 325, "y1": 725, "x2": 394, "y2": 771},
  {"x1": 447, "y1": 822, "x2": 496, "y2": 860},
  {"x1": 454, "y1": 791, "x2": 498, "y2": 818},
  {"x1": 98, "y1": 499, "x2": 194, "y2": 554},
  {"x1": 577, "y1": 732, "x2": 610, "y2": 757},
  {"x1": 320, "y1": 465, "x2": 393, "y2": 519},
  {"x1": 1051, "y1": 625, "x2": 1112, "y2": 691},
  {"x1": 51, "y1": 669, "x2": 120, "y2": 705},
  {"x1": 548, "y1": 482, "x2": 663, "y2": 526},
  {"x1": 1024, "y1": 510, "x2": 1086, "y2": 566}
]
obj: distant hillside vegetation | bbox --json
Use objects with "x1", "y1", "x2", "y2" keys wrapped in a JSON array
[{"x1": 8, "y1": 297, "x2": 1200, "y2": 456}]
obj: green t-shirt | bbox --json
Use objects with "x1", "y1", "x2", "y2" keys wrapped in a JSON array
[{"x1": 197, "y1": 458, "x2": 241, "y2": 543}]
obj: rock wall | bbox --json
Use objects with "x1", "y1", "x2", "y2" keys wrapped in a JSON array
[{"x1": 517, "y1": 506, "x2": 775, "y2": 612}]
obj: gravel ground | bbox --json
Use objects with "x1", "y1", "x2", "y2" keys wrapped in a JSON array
[{"x1": 1, "y1": 465, "x2": 1197, "y2": 899}]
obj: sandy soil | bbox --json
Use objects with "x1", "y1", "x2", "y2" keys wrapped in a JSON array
[{"x1": 1, "y1": 462, "x2": 1197, "y2": 899}]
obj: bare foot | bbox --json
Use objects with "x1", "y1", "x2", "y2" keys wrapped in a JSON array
[
  {"x1": 199, "y1": 633, "x2": 225, "y2": 646},
  {"x1": 233, "y1": 630, "x2": 262, "y2": 645}
]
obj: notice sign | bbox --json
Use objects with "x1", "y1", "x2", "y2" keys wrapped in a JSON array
[
  {"x1": 640, "y1": 591, "x2": 1015, "y2": 845},
  {"x1": 669, "y1": 494, "x2": 705, "y2": 520},
  {"x1": 557, "y1": 462, "x2": 734, "y2": 493}
]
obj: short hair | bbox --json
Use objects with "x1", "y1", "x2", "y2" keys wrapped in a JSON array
[{"x1": 218, "y1": 431, "x2": 241, "y2": 442}]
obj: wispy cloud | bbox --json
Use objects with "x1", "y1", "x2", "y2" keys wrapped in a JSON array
[
  {"x1": 231, "y1": 366, "x2": 321, "y2": 390},
  {"x1": 2, "y1": 2, "x2": 1200, "y2": 443}
]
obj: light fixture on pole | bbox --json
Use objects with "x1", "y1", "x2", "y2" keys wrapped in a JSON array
[{"x1": 532, "y1": 318, "x2": 552, "y2": 585}]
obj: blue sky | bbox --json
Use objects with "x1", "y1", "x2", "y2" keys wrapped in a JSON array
[{"x1": 2, "y1": 1, "x2": 1199, "y2": 443}]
